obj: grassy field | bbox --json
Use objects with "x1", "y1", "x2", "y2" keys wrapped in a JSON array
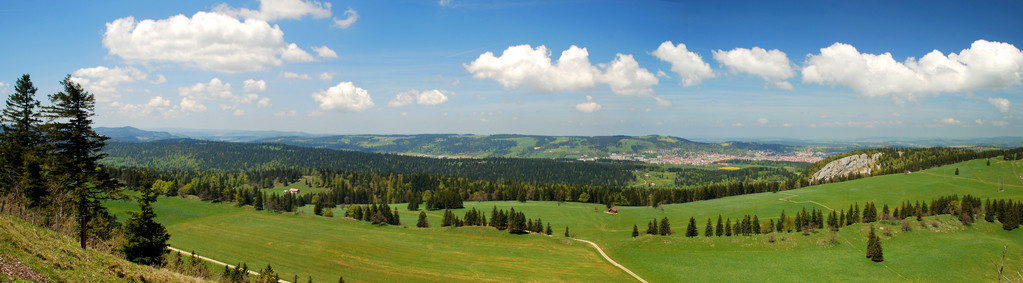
[{"x1": 106, "y1": 157, "x2": 1023, "y2": 282}]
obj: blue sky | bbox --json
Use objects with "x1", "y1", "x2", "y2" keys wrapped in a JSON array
[{"x1": 1, "y1": 0, "x2": 1021, "y2": 139}]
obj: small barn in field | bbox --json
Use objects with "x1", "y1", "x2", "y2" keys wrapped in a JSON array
[
  {"x1": 607, "y1": 207, "x2": 618, "y2": 214},
  {"x1": 284, "y1": 188, "x2": 300, "y2": 194}
]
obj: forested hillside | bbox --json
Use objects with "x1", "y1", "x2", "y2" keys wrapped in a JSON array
[
  {"x1": 252, "y1": 134, "x2": 798, "y2": 158},
  {"x1": 101, "y1": 139, "x2": 640, "y2": 186}
]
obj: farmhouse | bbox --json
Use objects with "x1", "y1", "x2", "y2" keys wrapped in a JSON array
[{"x1": 284, "y1": 188, "x2": 300, "y2": 194}]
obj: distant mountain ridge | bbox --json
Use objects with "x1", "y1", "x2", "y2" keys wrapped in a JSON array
[{"x1": 95, "y1": 126, "x2": 184, "y2": 142}]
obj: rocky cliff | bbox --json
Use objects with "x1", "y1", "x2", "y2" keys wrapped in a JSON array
[{"x1": 811, "y1": 152, "x2": 884, "y2": 183}]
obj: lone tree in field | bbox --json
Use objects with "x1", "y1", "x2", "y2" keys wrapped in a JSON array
[
  {"x1": 417, "y1": 211, "x2": 429, "y2": 228},
  {"x1": 632, "y1": 224, "x2": 639, "y2": 237},
  {"x1": 46, "y1": 75, "x2": 121, "y2": 249},
  {"x1": 121, "y1": 184, "x2": 170, "y2": 266},
  {"x1": 686, "y1": 217, "x2": 698, "y2": 237},
  {"x1": 866, "y1": 226, "x2": 884, "y2": 262},
  {"x1": 564, "y1": 226, "x2": 570, "y2": 237}
]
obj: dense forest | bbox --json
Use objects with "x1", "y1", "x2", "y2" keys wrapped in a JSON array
[
  {"x1": 102, "y1": 139, "x2": 640, "y2": 186},
  {"x1": 785, "y1": 147, "x2": 1017, "y2": 188},
  {"x1": 672, "y1": 166, "x2": 796, "y2": 187}
]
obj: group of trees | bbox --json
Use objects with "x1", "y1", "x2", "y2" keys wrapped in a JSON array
[
  {"x1": 645, "y1": 217, "x2": 672, "y2": 236},
  {"x1": 672, "y1": 166, "x2": 795, "y2": 187},
  {"x1": 435, "y1": 206, "x2": 553, "y2": 235},
  {"x1": 0, "y1": 74, "x2": 172, "y2": 267},
  {"x1": 985, "y1": 198, "x2": 1023, "y2": 230},
  {"x1": 343, "y1": 202, "x2": 401, "y2": 225}
]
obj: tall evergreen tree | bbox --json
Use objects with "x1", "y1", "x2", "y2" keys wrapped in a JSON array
[
  {"x1": 648, "y1": 220, "x2": 658, "y2": 235},
  {"x1": 659, "y1": 217, "x2": 671, "y2": 236},
  {"x1": 866, "y1": 226, "x2": 884, "y2": 262},
  {"x1": 1, "y1": 74, "x2": 46, "y2": 206},
  {"x1": 704, "y1": 218, "x2": 713, "y2": 237},
  {"x1": 545, "y1": 223, "x2": 552, "y2": 235},
  {"x1": 725, "y1": 219, "x2": 732, "y2": 236},
  {"x1": 716, "y1": 215, "x2": 724, "y2": 236},
  {"x1": 686, "y1": 217, "x2": 697, "y2": 237},
  {"x1": 564, "y1": 226, "x2": 570, "y2": 237},
  {"x1": 46, "y1": 75, "x2": 122, "y2": 249},
  {"x1": 752, "y1": 215, "x2": 761, "y2": 234},
  {"x1": 632, "y1": 224, "x2": 639, "y2": 237},
  {"x1": 121, "y1": 185, "x2": 170, "y2": 266}
]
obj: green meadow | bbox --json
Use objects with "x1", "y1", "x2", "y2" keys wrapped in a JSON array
[{"x1": 108, "y1": 157, "x2": 1023, "y2": 282}]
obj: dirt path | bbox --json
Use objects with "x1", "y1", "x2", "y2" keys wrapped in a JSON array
[
  {"x1": 776, "y1": 192, "x2": 834, "y2": 211},
  {"x1": 167, "y1": 246, "x2": 291, "y2": 283},
  {"x1": 570, "y1": 238, "x2": 647, "y2": 283}
]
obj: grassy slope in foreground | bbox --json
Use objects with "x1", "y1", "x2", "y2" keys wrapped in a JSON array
[
  {"x1": 106, "y1": 196, "x2": 633, "y2": 282},
  {"x1": 0, "y1": 214, "x2": 204, "y2": 282}
]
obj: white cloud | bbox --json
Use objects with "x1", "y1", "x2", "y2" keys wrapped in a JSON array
[
  {"x1": 0, "y1": 82, "x2": 7, "y2": 94},
  {"x1": 313, "y1": 81, "x2": 375, "y2": 112},
  {"x1": 70, "y1": 66, "x2": 157, "y2": 102},
  {"x1": 179, "y1": 78, "x2": 233, "y2": 101},
  {"x1": 991, "y1": 120, "x2": 1010, "y2": 127},
  {"x1": 651, "y1": 41, "x2": 715, "y2": 86},
  {"x1": 180, "y1": 97, "x2": 206, "y2": 112},
  {"x1": 756, "y1": 118, "x2": 769, "y2": 125},
  {"x1": 975, "y1": 119, "x2": 985, "y2": 125},
  {"x1": 233, "y1": 109, "x2": 246, "y2": 116},
  {"x1": 712, "y1": 47, "x2": 794, "y2": 89},
  {"x1": 243, "y1": 79, "x2": 267, "y2": 92},
  {"x1": 575, "y1": 96, "x2": 603, "y2": 113},
  {"x1": 319, "y1": 72, "x2": 333, "y2": 82},
  {"x1": 311, "y1": 46, "x2": 338, "y2": 58},
  {"x1": 113, "y1": 96, "x2": 177, "y2": 117},
  {"x1": 215, "y1": 0, "x2": 332, "y2": 21},
  {"x1": 282, "y1": 71, "x2": 312, "y2": 80},
  {"x1": 333, "y1": 8, "x2": 358, "y2": 29},
  {"x1": 257, "y1": 97, "x2": 272, "y2": 108},
  {"x1": 653, "y1": 97, "x2": 672, "y2": 106},
  {"x1": 465, "y1": 44, "x2": 660, "y2": 96},
  {"x1": 810, "y1": 120, "x2": 904, "y2": 128},
  {"x1": 438, "y1": 0, "x2": 452, "y2": 7},
  {"x1": 989, "y1": 97, "x2": 1011, "y2": 113},
  {"x1": 656, "y1": 70, "x2": 669, "y2": 78},
  {"x1": 387, "y1": 89, "x2": 450, "y2": 107},
  {"x1": 282, "y1": 43, "x2": 315, "y2": 62},
  {"x1": 103, "y1": 12, "x2": 300, "y2": 73},
  {"x1": 466, "y1": 45, "x2": 600, "y2": 93},
  {"x1": 802, "y1": 40, "x2": 1023, "y2": 102},
  {"x1": 600, "y1": 53, "x2": 658, "y2": 96},
  {"x1": 939, "y1": 118, "x2": 963, "y2": 125}
]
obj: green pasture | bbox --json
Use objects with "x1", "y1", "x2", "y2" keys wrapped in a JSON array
[{"x1": 107, "y1": 157, "x2": 1023, "y2": 282}]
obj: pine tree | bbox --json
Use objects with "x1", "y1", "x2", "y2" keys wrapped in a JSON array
[
  {"x1": 442, "y1": 209, "x2": 453, "y2": 227},
  {"x1": 545, "y1": 223, "x2": 552, "y2": 235},
  {"x1": 659, "y1": 217, "x2": 671, "y2": 236},
  {"x1": 685, "y1": 217, "x2": 697, "y2": 237},
  {"x1": 46, "y1": 75, "x2": 122, "y2": 249},
  {"x1": 704, "y1": 218, "x2": 713, "y2": 237},
  {"x1": 985, "y1": 199, "x2": 995, "y2": 223},
  {"x1": 632, "y1": 224, "x2": 639, "y2": 237},
  {"x1": 716, "y1": 215, "x2": 724, "y2": 236},
  {"x1": 417, "y1": 211, "x2": 429, "y2": 228},
  {"x1": 1, "y1": 74, "x2": 46, "y2": 207},
  {"x1": 752, "y1": 215, "x2": 761, "y2": 234},
  {"x1": 254, "y1": 192, "x2": 264, "y2": 210},
  {"x1": 725, "y1": 219, "x2": 732, "y2": 236},
  {"x1": 777, "y1": 210, "x2": 786, "y2": 232},
  {"x1": 648, "y1": 220, "x2": 658, "y2": 235},
  {"x1": 121, "y1": 185, "x2": 170, "y2": 266},
  {"x1": 954, "y1": 168, "x2": 959, "y2": 175},
  {"x1": 564, "y1": 226, "x2": 570, "y2": 237},
  {"x1": 866, "y1": 226, "x2": 884, "y2": 262}
]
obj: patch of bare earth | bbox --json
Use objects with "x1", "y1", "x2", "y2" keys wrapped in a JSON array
[{"x1": 0, "y1": 256, "x2": 45, "y2": 282}]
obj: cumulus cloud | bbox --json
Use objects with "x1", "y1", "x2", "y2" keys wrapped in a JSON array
[
  {"x1": 575, "y1": 96, "x2": 603, "y2": 113},
  {"x1": 257, "y1": 97, "x2": 272, "y2": 108},
  {"x1": 282, "y1": 71, "x2": 312, "y2": 79},
  {"x1": 319, "y1": 72, "x2": 333, "y2": 82},
  {"x1": 989, "y1": 97, "x2": 1011, "y2": 113},
  {"x1": 387, "y1": 89, "x2": 450, "y2": 107},
  {"x1": 601, "y1": 54, "x2": 659, "y2": 96},
  {"x1": 333, "y1": 8, "x2": 358, "y2": 29},
  {"x1": 243, "y1": 79, "x2": 267, "y2": 92},
  {"x1": 803, "y1": 40, "x2": 1023, "y2": 102},
  {"x1": 712, "y1": 47, "x2": 794, "y2": 89},
  {"x1": 313, "y1": 81, "x2": 375, "y2": 112},
  {"x1": 651, "y1": 41, "x2": 715, "y2": 86},
  {"x1": 70, "y1": 66, "x2": 160, "y2": 102},
  {"x1": 465, "y1": 44, "x2": 659, "y2": 97},
  {"x1": 0, "y1": 82, "x2": 8, "y2": 94},
  {"x1": 215, "y1": 0, "x2": 332, "y2": 21},
  {"x1": 103, "y1": 12, "x2": 318, "y2": 73},
  {"x1": 179, "y1": 78, "x2": 266, "y2": 111},
  {"x1": 756, "y1": 118, "x2": 769, "y2": 125},
  {"x1": 282, "y1": 43, "x2": 316, "y2": 62},
  {"x1": 311, "y1": 46, "x2": 338, "y2": 58},
  {"x1": 991, "y1": 120, "x2": 1010, "y2": 127},
  {"x1": 112, "y1": 96, "x2": 176, "y2": 117},
  {"x1": 439, "y1": 0, "x2": 452, "y2": 7},
  {"x1": 180, "y1": 97, "x2": 207, "y2": 112}
]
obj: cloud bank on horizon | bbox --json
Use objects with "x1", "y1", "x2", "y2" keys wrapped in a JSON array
[{"x1": 1, "y1": 0, "x2": 1021, "y2": 138}]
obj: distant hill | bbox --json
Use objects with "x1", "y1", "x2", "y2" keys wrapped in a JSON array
[
  {"x1": 252, "y1": 134, "x2": 798, "y2": 159},
  {"x1": 96, "y1": 126, "x2": 185, "y2": 142}
]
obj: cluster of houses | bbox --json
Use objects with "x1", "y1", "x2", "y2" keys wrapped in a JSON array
[{"x1": 283, "y1": 188, "x2": 300, "y2": 194}]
